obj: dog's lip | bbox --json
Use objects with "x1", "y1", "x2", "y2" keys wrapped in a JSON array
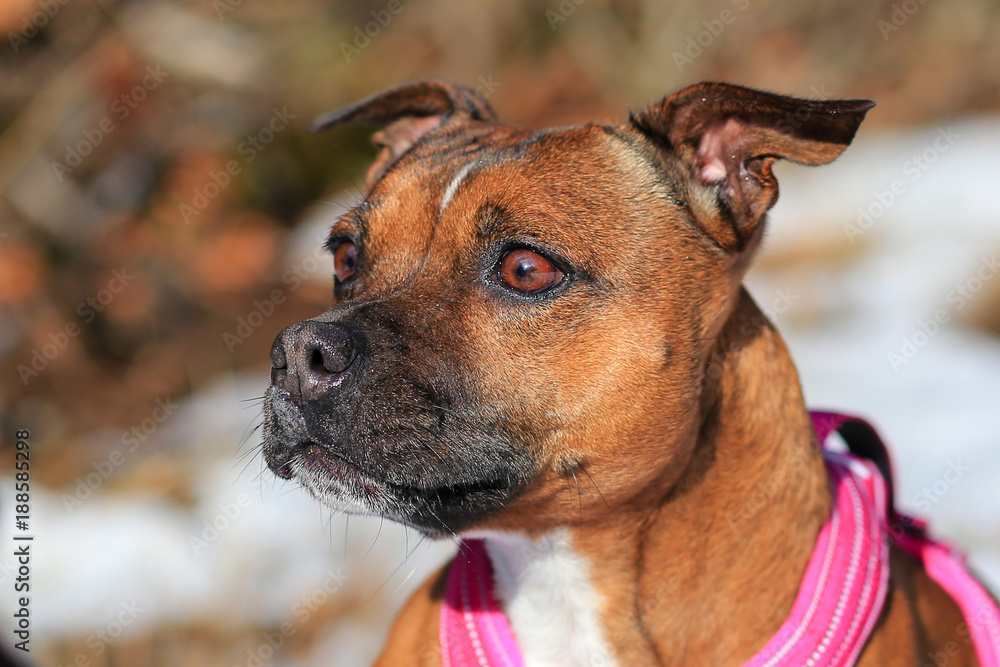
[
  {"x1": 291, "y1": 441, "x2": 514, "y2": 502},
  {"x1": 295, "y1": 442, "x2": 383, "y2": 495}
]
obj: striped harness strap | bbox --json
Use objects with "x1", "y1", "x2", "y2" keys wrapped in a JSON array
[{"x1": 440, "y1": 412, "x2": 1000, "y2": 667}]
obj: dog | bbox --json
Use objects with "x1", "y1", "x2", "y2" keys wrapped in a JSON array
[{"x1": 262, "y1": 80, "x2": 998, "y2": 666}]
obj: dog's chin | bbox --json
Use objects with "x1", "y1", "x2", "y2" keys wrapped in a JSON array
[
  {"x1": 288, "y1": 444, "x2": 393, "y2": 518},
  {"x1": 283, "y1": 442, "x2": 520, "y2": 537}
]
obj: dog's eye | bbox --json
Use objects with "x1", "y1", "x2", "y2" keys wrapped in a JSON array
[
  {"x1": 497, "y1": 249, "x2": 563, "y2": 294},
  {"x1": 333, "y1": 241, "x2": 359, "y2": 282}
]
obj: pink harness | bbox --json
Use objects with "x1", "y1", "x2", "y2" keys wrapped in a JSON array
[{"x1": 440, "y1": 412, "x2": 1000, "y2": 666}]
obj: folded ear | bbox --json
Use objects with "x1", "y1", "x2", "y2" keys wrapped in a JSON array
[
  {"x1": 630, "y1": 82, "x2": 874, "y2": 252},
  {"x1": 311, "y1": 80, "x2": 498, "y2": 187}
]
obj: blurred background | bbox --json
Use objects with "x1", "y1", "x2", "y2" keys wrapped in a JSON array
[{"x1": 1, "y1": 0, "x2": 999, "y2": 665}]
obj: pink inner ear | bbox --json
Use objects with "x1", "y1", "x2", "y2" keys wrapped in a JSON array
[
  {"x1": 696, "y1": 118, "x2": 746, "y2": 185},
  {"x1": 374, "y1": 115, "x2": 443, "y2": 155},
  {"x1": 365, "y1": 115, "x2": 444, "y2": 187}
]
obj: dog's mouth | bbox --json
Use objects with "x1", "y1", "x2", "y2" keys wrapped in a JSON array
[
  {"x1": 276, "y1": 438, "x2": 520, "y2": 534},
  {"x1": 261, "y1": 379, "x2": 531, "y2": 534},
  {"x1": 290, "y1": 442, "x2": 386, "y2": 497},
  {"x1": 287, "y1": 441, "x2": 509, "y2": 496}
]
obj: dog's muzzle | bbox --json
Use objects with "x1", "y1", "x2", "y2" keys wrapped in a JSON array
[
  {"x1": 264, "y1": 320, "x2": 364, "y2": 477},
  {"x1": 260, "y1": 311, "x2": 532, "y2": 534}
]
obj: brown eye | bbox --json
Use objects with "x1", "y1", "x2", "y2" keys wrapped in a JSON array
[
  {"x1": 497, "y1": 248, "x2": 563, "y2": 294},
  {"x1": 333, "y1": 241, "x2": 358, "y2": 282}
]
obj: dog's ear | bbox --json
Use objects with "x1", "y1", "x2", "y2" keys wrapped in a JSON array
[
  {"x1": 311, "y1": 80, "x2": 498, "y2": 188},
  {"x1": 631, "y1": 82, "x2": 874, "y2": 252}
]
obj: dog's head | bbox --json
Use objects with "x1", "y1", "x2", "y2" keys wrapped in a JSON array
[{"x1": 262, "y1": 80, "x2": 872, "y2": 537}]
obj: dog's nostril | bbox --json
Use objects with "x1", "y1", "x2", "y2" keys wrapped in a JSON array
[
  {"x1": 304, "y1": 333, "x2": 355, "y2": 377},
  {"x1": 276, "y1": 321, "x2": 361, "y2": 396},
  {"x1": 309, "y1": 347, "x2": 326, "y2": 373}
]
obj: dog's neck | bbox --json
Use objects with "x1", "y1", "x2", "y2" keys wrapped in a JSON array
[
  {"x1": 481, "y1": 529, "x2": 615, "y2": 667},
  {"x1": 480, "y1": 290, "x2": 832, "y2": 666}
]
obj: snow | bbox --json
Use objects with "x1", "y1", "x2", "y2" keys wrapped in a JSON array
[
  {"x1": 1, "y1": 374, "x2": 455, "y2": 666},
  {"x1": 749, "y1": 116, "x2": 1000, "y2": 588}
]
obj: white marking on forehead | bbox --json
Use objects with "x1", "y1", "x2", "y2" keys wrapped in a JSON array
[{"x1": 439, "y1": 160, "x2": 477, "y2": 216}]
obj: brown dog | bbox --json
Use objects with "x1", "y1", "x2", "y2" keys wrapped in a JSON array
[{"x1": 262, "y1": 81, "x2": 982, "y2": 666}]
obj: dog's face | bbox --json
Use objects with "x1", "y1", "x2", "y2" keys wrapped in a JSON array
[{"x1": 262, "y1": 81, "x2": 871, "y2": 537}]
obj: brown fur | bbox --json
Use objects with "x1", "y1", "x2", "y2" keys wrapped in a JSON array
[{"x1": 276, "y1": 81, "x2": 981, "y2": 666}]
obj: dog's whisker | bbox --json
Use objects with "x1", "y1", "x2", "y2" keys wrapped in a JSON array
[
  {"x1": 393, "y1": 565, "x2": 419, "y2": 594},
  {"x1": 401, "y1": 424, "x2": 449, "y2": 462},
  {"x1": 403, "y1": 525, "x2": 409, "y2": 569},
  {"x1": 232, "y1": 447, "x2": 259, "y2": 472},
  {"x1": 239, "y1": 396, "x2": 266, "y2": 405},
  {"x1": 234, "y1": 418, "x2": 264, "y2": 456},
  {"x1": 580, "y1": 464, "x2": 613, "y2": 513},
  {"x1": 258, "y1": 458, "x2": 268, "y2": 505},
  {"x1": 364, "y1": 514, "x2": 385, "y2": 557},
  {"x1": 273, "y1": 485, "x2": 300, "y2": 499},
  {"x1": 343, "y1": 515, "x2": 350, "y2": 561},
  {"x1": 362, "y1": 532, "x2": 427, "y2": 606},
  {"x1": 329, "y1": 508, "x2": 342, "y2": 556},
  {"x1": 423, "y1": 504, "x2": 462, "y2": 551},
  {"x1": 235, "y1": 445, "x2": 266, "y2": 481},
  {"x1": 232, "y1": 437, "x2": 263, "y2": 468},
  {"x1": 570, "y1": 469, "x2": 584, "y2": 526},
  {"x1": 234, "y1": 445, "x2": 263, "y2": 469},
  {"x1": 312, "y1": 198, "x2": 353, "y2": 212},
  {"x1": 399, "y1": 420, "x2": 465, "y2": 464},
  {"x1": 411, "y1": 402, "x2": 460, "y2": 417}
]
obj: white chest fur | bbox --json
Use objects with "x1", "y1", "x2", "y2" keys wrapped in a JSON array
[{"x1": 474, "y1": 529, "x2": 618, "y2": 667}]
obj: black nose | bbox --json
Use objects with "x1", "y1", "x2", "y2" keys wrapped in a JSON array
[{"x1": 270, "y1": 321, "x2": 362, "y2": 400}]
